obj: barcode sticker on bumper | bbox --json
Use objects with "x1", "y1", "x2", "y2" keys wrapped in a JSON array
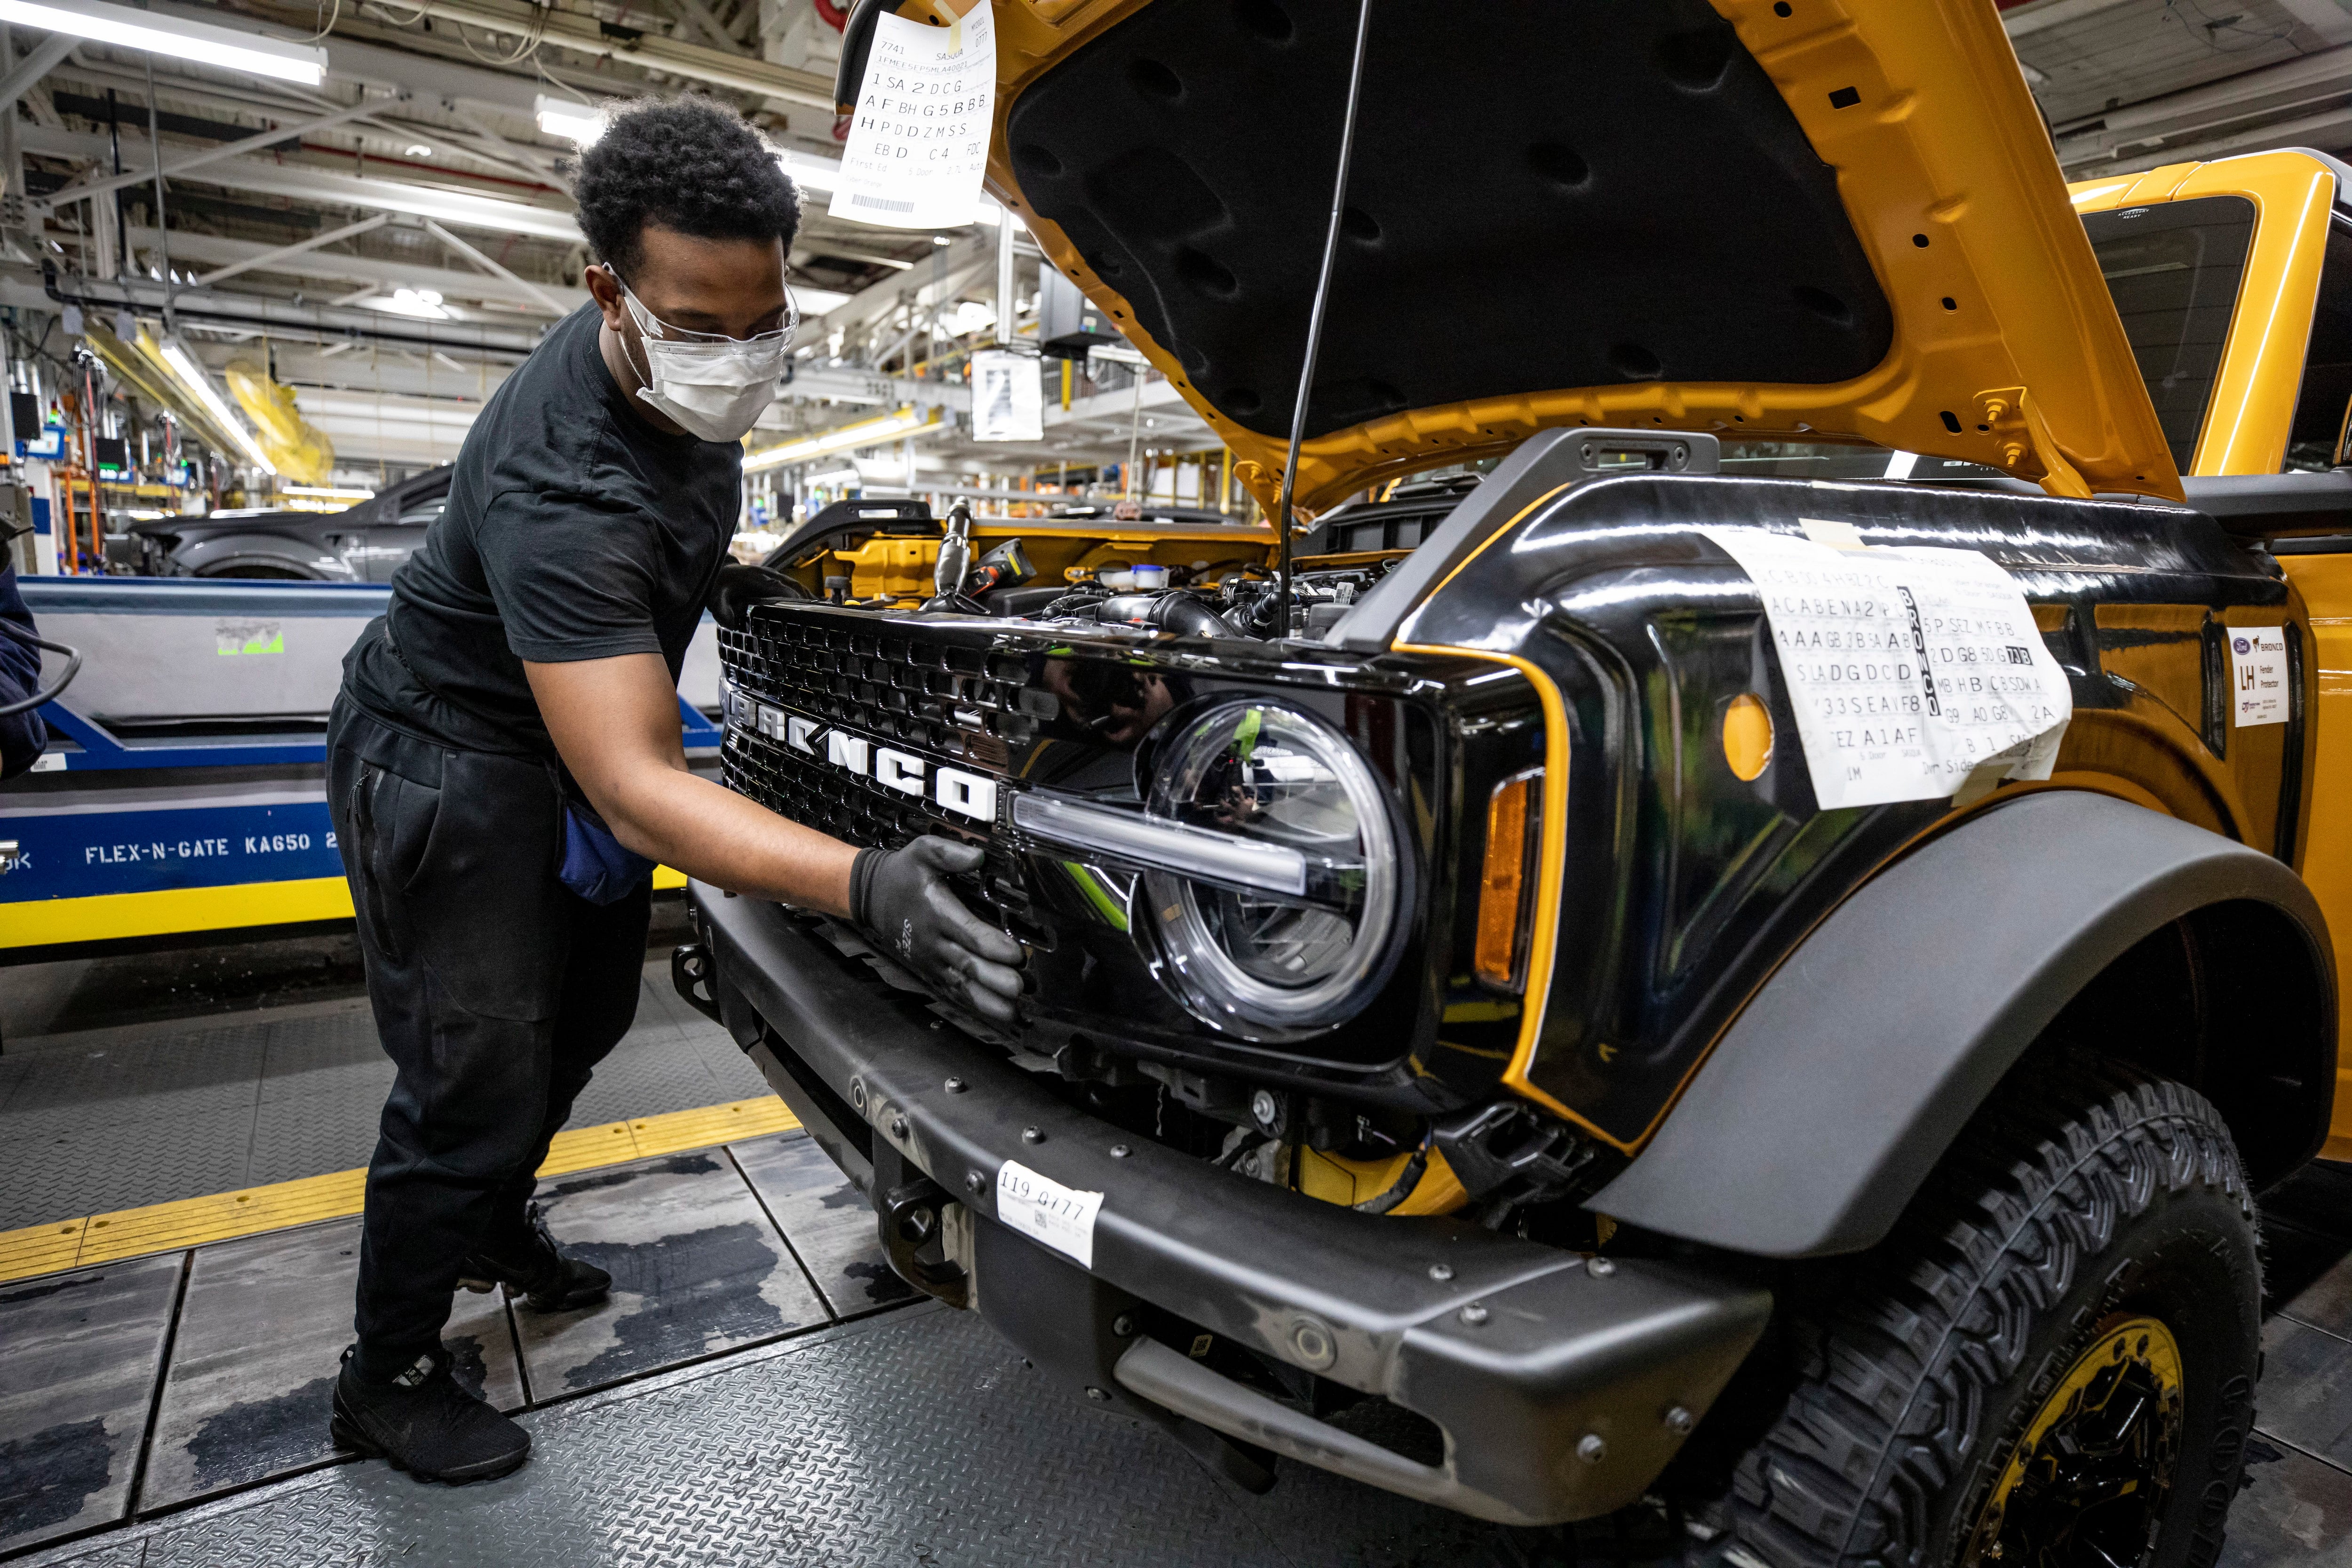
[{"x1": 995, "y1": 1159, "x2": 1103, "y2": 1269}]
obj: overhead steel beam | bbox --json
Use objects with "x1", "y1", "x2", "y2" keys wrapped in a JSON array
[
  {"x1": 369, "y1": 0, "x2": 834, "y2": 108},
  {"x1": 0, "y1": 34, "x2": 72, "y2": 115},
  {"x1": 20, "y1": 123, "x2": 583, "y2": 240},
  {"x1": 31, "y1": 95, "x2": 391, "y2": 215},
  {"x1": 127, "y1": 224, "x2": 588, "y2": 313},
  {"x1": 12, "y1": 271, "x2": 545, "y2": 355},
  {"x1": 668, "y1": 0, "x2": 751, "y2": 57},
  {"x1": 819, "y1": 236, "x2": 993, "y2": 338},
  {"x1": 2002, "y1": 0, "x2": 2137, "y2": 37},
  {"x1": 131, "y1": 1, "x2": 544, "y2": 118},
  {"x1": 193, "y1": 213, "x2": 390, "y2": 290},
  {"x1": 422, "y1": 218, "x2": 570, "y2": 316},
  {"x1": 771, "y1": 361, "x2": 973, "y2": 412},
  {"x1": 2067, "y1": 42, "x2": 2352, "y2": 138},
  {"x1": 2071, "y1": 102, "x2": 2352, "y2": 179},
  {"x1": 445, "y1": 106, "x2": 561, "y2": 181}
]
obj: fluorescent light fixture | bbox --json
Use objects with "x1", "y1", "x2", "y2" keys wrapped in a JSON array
[
  {"x1": 157, "y1": 340, "x2": 277, "y2": 476},
  {"x1": 806, "y1": 466, "x2": 862, "y2": 488},
  {"x1": 403, "y1": 143, "x2": 433, "y2": 158},
  {"x1": 363, "y1": 287, "x2": 450, "y2": 320},
  {"x1": 282, "y1": 485, "x2": 376, "y2": 501},
  {"x1": 536, "y1": 95, "x2": 606, "y2": 146},
  {"x1": 1011, "y1": 791, "x2": 1307, "y2": 897},
  {"x1": 0, "y1": 0, "x2": 327, "y2": 85},
  {"x1": 773, "y1": 149, "x2": 841, "y2": 192},
  {"x1": 743, "y1": 406, "x2": 939, "y2": 474}
]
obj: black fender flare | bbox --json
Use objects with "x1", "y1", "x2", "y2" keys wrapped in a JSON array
[{"x1": 1589, "y1": 791, "x2": 2335, "y2": 1258}]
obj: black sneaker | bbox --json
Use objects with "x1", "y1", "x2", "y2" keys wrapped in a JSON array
[
  {"x1": 330, "y1": 1346, "x2": 530, "y2": 1482},
  {"x1": 456, "y1": 1201, "x2": 611, "y2": 1312}
]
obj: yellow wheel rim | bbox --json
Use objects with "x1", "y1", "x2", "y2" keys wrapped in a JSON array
[{"x1": 1967, "y1": 1314, "x2": 2185, "y2": 1566}]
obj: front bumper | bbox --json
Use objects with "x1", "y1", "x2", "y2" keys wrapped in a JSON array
[{"x1": 688, "y1": 883, "x2": 1770, "y2": 1526}]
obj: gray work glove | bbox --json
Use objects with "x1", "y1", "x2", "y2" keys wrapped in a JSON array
[{"x1": 850, "y1": 837, "x2": 1025, "y2": 1025}]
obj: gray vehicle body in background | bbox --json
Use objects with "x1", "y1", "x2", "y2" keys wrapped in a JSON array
[{"x1": 116, "y1": 467, "x2": 451, "y2": 581}]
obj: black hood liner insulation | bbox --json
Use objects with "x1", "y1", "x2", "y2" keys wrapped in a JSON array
[{"x1": 1007, "y1": 0, "x2": 1893, "y2": 442}]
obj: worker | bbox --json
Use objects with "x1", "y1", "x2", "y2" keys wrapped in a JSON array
[{"x1": 323, "y1": 98, "x2": 1024, "y2": 1482}]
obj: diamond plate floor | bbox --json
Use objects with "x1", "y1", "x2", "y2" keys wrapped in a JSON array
[
  {"x1": 0, "y1": 958, "x2": 755, "y2": 1232},
  {"x1": 1, "y1": 1156, "x2": 2347, "y2": 1566},
  {"x1": 3, "y1": 963, "x2": 2349, "y2": 1566}
]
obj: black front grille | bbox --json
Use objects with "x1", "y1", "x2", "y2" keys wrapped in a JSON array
[
  {"x1": 717, "y1": 607, "x2": 1050, "y2": 855},
  {"x1": 723, "y1": 724, "x2": 957, "y2": 850},
  {"x1": 717, "y1": 612, "x2": 1048, "y2": 759}
]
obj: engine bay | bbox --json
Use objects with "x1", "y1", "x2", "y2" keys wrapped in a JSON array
[{"x1": 741, "y1": 475, "x2": 1481, "y2": 643}]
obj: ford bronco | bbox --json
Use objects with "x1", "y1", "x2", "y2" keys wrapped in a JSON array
[{"x1": 674, "y1": 4, "x2": 2352, "y2": 1564}]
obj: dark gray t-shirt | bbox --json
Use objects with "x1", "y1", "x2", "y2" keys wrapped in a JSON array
[{"x1": 342, "y1": 302, "x2": 740, "y2": 758}]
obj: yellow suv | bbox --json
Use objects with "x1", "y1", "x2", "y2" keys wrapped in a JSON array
[{"x1": 682, "y1": 4, "x2": 2346, "y2": 1565}]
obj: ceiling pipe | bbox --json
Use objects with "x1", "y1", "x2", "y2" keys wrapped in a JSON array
[
  {"x1": 18, "y1": 122, "x2": 582, "y2": 240},
  {"x1": 40, "y1": 261, "x2": 544, "y2": 357}
]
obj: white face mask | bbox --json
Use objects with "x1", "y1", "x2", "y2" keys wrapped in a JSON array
[{"x1": 616, "y1": 280, "x2": 795, "y2": 444}]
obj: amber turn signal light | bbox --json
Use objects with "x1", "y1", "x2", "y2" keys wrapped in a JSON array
[
  {"x1": 1476, "y1": 771, "x2": 1541, "y2": 990},
  {"x1": 1723, "y1": 693, "x2": 1773, "y2": 781}
]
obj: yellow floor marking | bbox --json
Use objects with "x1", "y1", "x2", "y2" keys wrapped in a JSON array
[
  {"x1": 538, "y1": 1120, "x2": 640, "y2": 1178},
  {"x1": 0, "y1": 1095, "x2": 802, "y2": 1284},
  {"x1": 0, "y1": 1217, "x2": 86, "y2": 1279},
  {"x1": 629, "y1": 1098, "x2": 799, "y2": 1154}
]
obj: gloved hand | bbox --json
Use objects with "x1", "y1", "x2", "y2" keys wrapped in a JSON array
[
  {"x1": 851, "y1": 836, "x2": 1026, "y2": 1024},
  {"x1": 708, "y1": 563, "x2": 808, "y2": 631}
]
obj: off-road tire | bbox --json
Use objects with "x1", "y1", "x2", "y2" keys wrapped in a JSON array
[{"x1": 1725, "y1": 1057, "x2": 2260, "y2": 1568}]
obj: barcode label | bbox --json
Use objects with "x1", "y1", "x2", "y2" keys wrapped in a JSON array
[
  {"x1": 849, "y1": 193, "x2": 916, "y2": 213},
  {"x1": 994, "y1": 1159, "x2": 1102, "y2": 1268}
]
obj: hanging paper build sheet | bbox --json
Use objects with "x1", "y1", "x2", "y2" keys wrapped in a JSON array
[
  {"x1": 1702, "y1": 526, "x2": 2073, "y2": 810},
  {"x1": 830, "y1": 0, "x2": 996, "y2": 230},
  {"x1": 970, "y1": 349, "x2": 1043, "y2": 442}
]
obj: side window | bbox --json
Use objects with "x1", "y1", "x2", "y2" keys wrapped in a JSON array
[
  {"x1": 2081, "y1": 196, "x2": 2256, "y2": 474},
  {"x1": 396, "y1": 497, "x2": 446, "y2": 527},
  {"x1": 2285, "y1": 219, "x2": 2352, "y2": 472}
]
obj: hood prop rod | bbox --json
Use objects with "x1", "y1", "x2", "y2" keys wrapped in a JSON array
[{"x1": 1273, "y1": 0, "x2": 1375, "y2": 635}]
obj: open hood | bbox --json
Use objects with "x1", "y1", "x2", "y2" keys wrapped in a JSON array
[{"x1": 980, "y1": 0, "x2": 2181, "y2": 512}]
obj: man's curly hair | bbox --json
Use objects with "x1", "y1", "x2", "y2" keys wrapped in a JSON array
[{"x1": 574, "y1": 97, "x2": 801, "y2": 281}]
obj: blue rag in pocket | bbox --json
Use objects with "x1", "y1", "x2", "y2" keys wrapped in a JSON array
[{"x1": 558, "y1": 798, "x2": 656, "y2": 904}]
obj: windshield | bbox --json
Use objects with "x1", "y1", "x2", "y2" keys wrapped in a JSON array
[{"x1": 2080, "y1": 196, "x2": 2256, "y2": 474}]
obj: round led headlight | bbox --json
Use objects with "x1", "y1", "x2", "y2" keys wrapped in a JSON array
[{"x1": 1140, "y1": 699, "x2": 1400, "y2": 1037}]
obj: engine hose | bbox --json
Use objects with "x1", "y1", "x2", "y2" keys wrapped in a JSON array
[
  {"x1": 1090, "y1": 590, "x2": 1242, "y2": 638},
  {"x1": 0, "y1": 628, "x2": 81, "y2": 719},
  {"x1": 1041, "y1": 585, "x2": 1112, "y2": 619}
]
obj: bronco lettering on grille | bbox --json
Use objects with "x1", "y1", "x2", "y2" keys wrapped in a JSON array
[{"x1": 742, "y1": 700, "x2": 999, "y2": 823}]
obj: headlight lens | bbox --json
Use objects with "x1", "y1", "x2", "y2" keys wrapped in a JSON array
[{"x1": 1142, "y1": 700, "x2": 1398, "y2": 1036}]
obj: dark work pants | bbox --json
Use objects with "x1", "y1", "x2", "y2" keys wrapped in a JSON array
[{"x1": 326, "y1": 700, "x2": 651, "y2": 1379}]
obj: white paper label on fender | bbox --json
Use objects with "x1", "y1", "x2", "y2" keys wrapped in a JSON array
[
  {"x1": 994, "y1": 1159, "x2": 1103, "y2": 1269},
  {"x1": 2229, "y1": 627, "x2": 2288, "y2": 727},
  {"x1": 1701, "y1": 526, "x2": 2073, "y2": 810},
  {"x1": 828, "y1": 0, "x2": 995, "y2": 230}
]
